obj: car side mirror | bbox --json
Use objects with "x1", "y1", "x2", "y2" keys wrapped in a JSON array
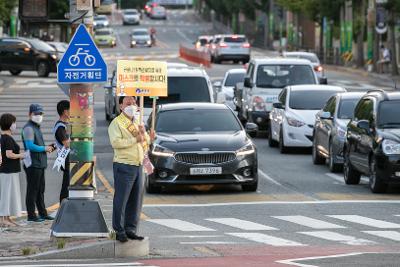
[
  {"x1": 272, "y1": 102, "x2": 284, "y2": 109},
  {"x1": 320, "y1": 111, "x2": 332, "y2": 120},
  {"x1": 245, "y1": 122, "x2": 258, "y2": 138},
  {"x1": 244, "y1": 77, "x2": 253, "y2": 88},
  {"x1": 319, "y1": 77, "x2": 328, "y2": 85},
  {"x1": 357, "y1": 120, "x2": 370, "y2": 132}
]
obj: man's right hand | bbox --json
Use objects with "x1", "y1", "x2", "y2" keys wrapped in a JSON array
[
  {"x1": 45, "y1": 145, "x2": 54, "y2": 153},
  {"x1": 136, "y1": 134, "x2": 144, "y2": 143}
]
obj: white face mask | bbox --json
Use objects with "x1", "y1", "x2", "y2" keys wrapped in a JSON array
[
  {"x1": 123, "y1": 105, "x2": 136, "y2": 118},
  {"x1": 10, "y1": 123, "x2": 17, "y2": 133},
  {"x1": 31, "y1": 115, "x2": 43, "y2": 125}
]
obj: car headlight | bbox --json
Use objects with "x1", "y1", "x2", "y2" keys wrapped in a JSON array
[
  {"x1": 51, "y1": 54, "x2": 57, "y2": 60},
  {"x1": 382, "y1": 139, "x2": 400, "y2": 155},
  {"x1": 337, "y1": 127, "x2": 347, "y2": 139},
  {"x1": 252, "y1": 96, "x2": 266, "y2": 112},
  {"x1": 131, "y1": 41, "x2": 136, "y2": 45},
  {"x1": 147, "y1": 40, "x2": 152, "y2": 45},
  {"x1": 286, "y1": 117, "x2": 305, "y2": 127},
  {"x1": 152, "y1": 144, "x2": 174, "y2": 157},
  {"x1": 104, "y1": 21, "x2": 109, "y2": 26},
  {"x1": 236, "y1": 143, "x2": 255, "y2": 156}
]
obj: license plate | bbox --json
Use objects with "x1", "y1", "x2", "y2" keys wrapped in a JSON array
[
  {"x1": 190, "y1": 167, "x2": 222, "y2": 175},
  {"x1": 265, "y1": 95, "x2": 278, "y2": 103}
]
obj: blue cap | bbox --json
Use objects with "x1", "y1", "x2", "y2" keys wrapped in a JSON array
[{"x1": 29, "y1": 104, "x2": 44, "y2": 114}]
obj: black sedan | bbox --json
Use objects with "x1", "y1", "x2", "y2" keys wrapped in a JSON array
[{"x1": 146, "y1": 103, "x2": 258, "y2": 193}]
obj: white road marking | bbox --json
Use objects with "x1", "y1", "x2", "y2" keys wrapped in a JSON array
[
  {"x1": 143, "y1": 200, "x2": 400, "y2": 208},
  {"x1": 179, "y1": 241, "x2": 239, "y2": 245},
  {"x1": 299, "y1": 231, "x2": 376, "y2": 245},
  {"x1": 258, "y1": 169, "x2": 283, "y2": 186},
  {"x1": 206, "y1": 218, "x2": 277, "y2": 231},
  {"x1": 273, "y1": 216, "x2": 346, "y2": 229},
  {"x1": 161, "y1": 235, "x2": 224, "y2": 238},
  {"x1": 363, "y1": 231, "x2": 400, "y2": 241},
  {"x1": 328, "y1": 215, "x2": 400, "y2": 228},
  {"x1": 2, "y1": 264, "x2": 153, "y2": 267},
  {"x1": 227, "y1": 232, "x2": 305, "y2": 246},
  {"x1": 146, "y1": 219, "x2": 216, "y2": 232},
  {"x1": 277, "y1": 252, "x2": 367, "y2": 267},
  {"x1": 176, "y1": 28, "x2": 192, "y2": 42},
  {"x1": 325, "y1": 173, "x2": 369, "y2": 184}
]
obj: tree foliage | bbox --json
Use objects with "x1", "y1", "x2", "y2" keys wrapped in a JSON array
[{"x1": 0, "y1": 0, "x2": 17, "y2": 25}]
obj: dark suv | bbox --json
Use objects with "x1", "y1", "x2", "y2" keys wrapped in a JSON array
[
  {"x1": 344, "y1": 90, "x2": 400, "y2": 193},
  {"x1": 0, "y1": 37, "x2": 59, "y2": 77}
]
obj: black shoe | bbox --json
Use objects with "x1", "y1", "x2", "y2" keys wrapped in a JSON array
[
  {"x1": 126, "y1": 231, "x2": 144, "y2": 241},
  {"x1": 27, "y1": 217, "x2": 45, "y2": 223},
  {"x1": 39, "y1": 215, "x2": 54, "y2": 221},
  {"x1": 116, "y1": 233, "x2": 128, "y2": 243}
]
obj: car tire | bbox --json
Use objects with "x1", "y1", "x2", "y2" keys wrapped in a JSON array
[
  {"x1": 37, "y1": 61, "x2": 50, "y2": 77},
  {"x1": 328, "y1": 142, "x2": 342, "y2": 173},
  {"x1": 343, "y1": 148, "x2": 361, "y2": 184},
  {"x1": 279, "y1": 128, "x2": 289, "y2": 154},
  {"x1": 9, "y1": 69, "x2": 22, "y2": 76},
  {"x1": 312, "y1": 137, "x2": 325, "y2": 165},
  {"x1": 369, "y1": 157, "x2": 388, "y2": 193},
  {"x1": 242, "y1": 180, "x2": 258, "y2": 192},
  {"x1": 145, "y1": 174, "x2": 162, "y2": 194},
  {"x1": 268, "y1": 123, "x2": 278, "y2": 147}
]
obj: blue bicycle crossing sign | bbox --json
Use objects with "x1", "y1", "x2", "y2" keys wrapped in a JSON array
[{"x1": 57, "y1": 24, "x2": 107, "y2": 84}]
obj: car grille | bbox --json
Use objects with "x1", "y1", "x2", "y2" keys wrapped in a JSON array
[{"x1": 175, "y1": 152, "x2": 236, "y2": 164}]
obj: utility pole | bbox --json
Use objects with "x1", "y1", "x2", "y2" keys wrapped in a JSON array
[
  {"x1": 51, "y1": 0, "x2": 108, "y2": 237},
  {"x1": 268, "y1": 0, "x2": 274, "y2": 50}
]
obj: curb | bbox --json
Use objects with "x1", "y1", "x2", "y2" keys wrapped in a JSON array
[{"x1": 27, "y1": 237, "x2": 149, "y2": 260}]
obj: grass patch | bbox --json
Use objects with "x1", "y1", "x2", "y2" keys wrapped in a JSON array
[
  {"x1": 109, "y1": 231, "x2": 116, "y2": 240},
  {"x1": 57, "y1": 238, "x2": 67, "y2": 249},
  {"x1": 21, "y1": 247, "x2": 36, "y2": 256}
]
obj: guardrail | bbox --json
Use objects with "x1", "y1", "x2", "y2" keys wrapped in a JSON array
[{"x1": 179, "y1": 44, "x2": 211, "y2": 68}]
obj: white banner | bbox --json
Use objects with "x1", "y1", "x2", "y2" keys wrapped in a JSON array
[{"x1": 53, "y1": 147, "x2": 70, "y2": 172}]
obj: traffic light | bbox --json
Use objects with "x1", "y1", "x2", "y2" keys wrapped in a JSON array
[{"x1": 19, "y1": 0, "x2": 49, "y2": 21}]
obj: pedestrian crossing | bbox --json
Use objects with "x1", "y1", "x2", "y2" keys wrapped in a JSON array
[{"x1": 143, "y1": 214, "x2": 400, "y2": 247}]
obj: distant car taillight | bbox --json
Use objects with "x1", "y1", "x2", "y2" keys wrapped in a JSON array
[
  {"x1": 219, "y1": 42, "x2": 228, "y2": 48},
  {"x1": 314, "y1": 65, "x2": 323, "y2": 72},
  {"x1": 242, "y1": 43, "x2": 251, "y2": 48}
]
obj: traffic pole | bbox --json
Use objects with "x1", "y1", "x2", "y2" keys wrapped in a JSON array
[{"x1": 51, "y1": 0, "x2": 108, "y2": 238}]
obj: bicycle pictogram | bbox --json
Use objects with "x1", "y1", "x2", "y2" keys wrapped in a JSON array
[{"x1": 68, "y1": 47, "x2": 96, "y2": 67}]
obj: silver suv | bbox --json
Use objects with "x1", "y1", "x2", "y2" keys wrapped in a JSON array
[{"x1": 213, "y1": 35, "x2": 250, "y2": 64}]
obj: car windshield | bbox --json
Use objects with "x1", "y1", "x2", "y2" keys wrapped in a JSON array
[
  {"x1": 286, "y1": 54, "x2": 319, "y2": 63},
  {"x1": 198, "y1": 39, "x2": 208, "y2": 46},
  {"x1": 256, "y1": 64, "x2": 316, "y2": 88},
  {"x1": 378, "y1": 100, "x2": 400, "y2": 128},
  {"x1": 133, "y1": 31, "x2": 148, "y2": 36},
  {"x1": 125, "y1": 10, "x2": 138, "y2": 15},
  {"x1": 213, "y1": 37, "x2": 221, "y2": 43},
  {"x1": 338, "y1": 99, "x2": 360, "y2": 119},
  {"x1": 29, "y1": 39, "x2": 55, "y2": 52},
  {"x1": 225, "y1": 72, "x2": 245, "y2": 87},
  {"x1": 156, "y1": 109, "x2": 241, "y2": 133},
  {"x1": 289, "y1": 90, "x2": 341, "y2": 110},
  {"x1": 94, "y1": 17, "x2": 107, "y2": 21},
  {"x1": 224, "y1": 37, "x2": 246, "y2": 43},
  {"x1": 96, "y1": 30, "x2": 111, "y2": 36},
  {"x1": 144, "y1": 77, "x2": 210, "y2": 107}
]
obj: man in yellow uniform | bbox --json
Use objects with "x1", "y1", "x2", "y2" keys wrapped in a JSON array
[{"x1": 108, "y1": 96, "x2": 150, "y2": 242}]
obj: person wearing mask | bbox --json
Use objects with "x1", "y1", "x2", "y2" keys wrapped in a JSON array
[
  {"x1": 22, "y1": 104, "x2": 55, "y2": 222},
  {"x1": 53, "y1": 100, "x2": 70, "y2": 203},
  {"x1": 0, "y1": 113, "x2": 25, "y2": 227},
  {"x1": 108, "y1": 96, "x2": 152, "y2": 242}
]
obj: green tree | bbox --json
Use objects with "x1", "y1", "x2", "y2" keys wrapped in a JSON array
[
  {"x1": 0, "y1": 0, "x2": 17, "y2": 25},
  {"x1": 49, "y1": 0, "x2": 69, "y2": 19},
  {"x1": 385, "y1": 0, "x2": 400, "y2": 75}
]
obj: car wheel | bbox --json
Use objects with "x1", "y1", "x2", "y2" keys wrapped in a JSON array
[
  {"x1": 369, "y1": 157, "x2": 388, "y2": 193},
  {"x1": 242, "y1": 180, "x2": 258, "y2": 192},
  {"x1": 312, "y1": 137, "x2": 325, "y2": 165},
  {"x1": 145, "y1": 174, "x2": 162, "y2": 194},
  {"x1": 343, "y1": 148, "x2": 361, "y2": 184},
  {"x1": 328, "y1": 142, "x2": 342, "y2": 173},
  {"x1": 9, "y1": 69, "x2": 22, "y2": 76},
  {"x1": 279, "y1": 128, "x2": 289, "y2": 154},
  {"x1": 268, "y1": 123, "x2": 278, "y2": 147},
  {"x1": 37, "y1": 61, "x2": 50, "y2": 77}
]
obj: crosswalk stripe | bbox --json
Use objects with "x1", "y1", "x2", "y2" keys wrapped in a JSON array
[
  {"x1": 363, "y1": 231, "x2": 400, "y2": 241},
  {"x1": 273, "y1": 216, "x2": 346, "y2": 229},
  {"x1": 299, "y1": 231, "x2": 376, "y2": 245},
  {"x1": 146, "y1": 219, "x2": 216, "y2": 232},
  {"x1": 328, "y1": 215, "x2": 400, "y2": 228},
  {"x1": 227, "y1": 232, "x2": 305, "y2": 246},
  {"x1": 205, "y1": 218, "x2": 278, "y2": 231}
]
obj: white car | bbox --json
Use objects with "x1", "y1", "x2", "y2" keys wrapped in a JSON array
[
  {"x1": 150, "y1": 6, "x2": 167, "y2": 19},
  {"x1": 122, "y1": 9, "x2": 141, "y2": 25},
  {"x1": 213, "y1": 34, "x2": 250, "y2": 64},
  {"x1": 216, "y1": 68, "x2": 246, "y2": 110},
  {"x1": 283, "y1": 52, "x2": 324, "y2": 78},
  {"x1": 93, "y1": 15, "x2": 109, "y2": 29},
  {"x1": 269, "y1": 85, "x2": 346, "y2": 153}
]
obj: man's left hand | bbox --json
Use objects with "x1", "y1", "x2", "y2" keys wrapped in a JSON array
[
  {"x1": 150, "y1": 129, "x2": 156, "y2": 142},
  {"x1": 138, "y1": 125, "x2": 146, "y2": 134}
]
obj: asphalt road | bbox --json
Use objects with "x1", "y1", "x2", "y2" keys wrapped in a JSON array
[{"x1": 1, "y1": 9, "x2": 400, "y2": 267}]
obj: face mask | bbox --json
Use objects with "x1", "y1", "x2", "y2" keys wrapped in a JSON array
[
  {"x1": 32, "y1": 115, "x2": 43, "y2": 125},
  {"x1": 10, "y1": 123, "x2": 16, "y2": 132},
  {"x1": 123, "y1": 105, "x2": 136, "y2": 118}
]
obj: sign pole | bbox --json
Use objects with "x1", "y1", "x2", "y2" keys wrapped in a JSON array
[
  {"x1": 139, "y1": 96, "x2": 144, "y2": 125},
  {"x1": 151, "y1": 97, "x2": 157, "y2": 131},
  {"x1": 51, "y1": 0, "x2": 108, "y2": 238}
]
